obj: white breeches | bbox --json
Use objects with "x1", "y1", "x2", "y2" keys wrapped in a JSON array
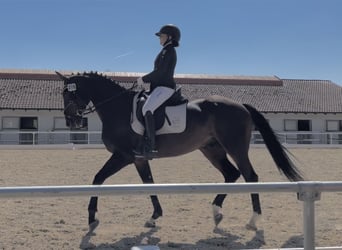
[{"x1": 142, "y1": 86, "x2": 175, "y2": 115}]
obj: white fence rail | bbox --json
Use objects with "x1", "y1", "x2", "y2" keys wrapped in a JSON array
[
  {"x1": 1, "y1": 131, "x2": 342, "y2": 146},
  {"x1": 0, "y1": 131, "x2": 102, "y2": 145},
  {"x1": 1, "y1": 181, "x2": 342, "y2": 250},
  {"x1": 251, "y1": 132, "x2": 342, "y2": 145}
]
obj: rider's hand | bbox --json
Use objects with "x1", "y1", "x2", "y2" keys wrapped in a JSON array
[{"x1": 137, "y1": 77, "x2": 144, "y2": 87}]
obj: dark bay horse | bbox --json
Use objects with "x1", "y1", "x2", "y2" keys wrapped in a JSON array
[{"x1": 56, "y1": 71, "x2": 303, "y2": 233}]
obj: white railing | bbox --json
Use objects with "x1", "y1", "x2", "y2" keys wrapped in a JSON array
[
  {"x1": 0, "y1": 131, "x2": 342, "y2": 146},
  {"x1": 0, "y1": 131, "x2": 102, "y2": 145},
  {"x1": 0, "y1": 181, "x2": 342, "y2": 250},
  {"x1": 251, "y1": 132, "x2": 342, "y2": 145}
]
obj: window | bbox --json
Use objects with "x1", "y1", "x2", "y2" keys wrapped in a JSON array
[
  {"x1": 298, "y1": 120, "x2": 311, "y2": 131},
  {"x1": 284, "y1": 119, "x2": 311, "y2": 131},
  {"x1": 2, "y1": 117, "x2": 20, "y2": 129},
  {"x1": 284, "y1": 119, "x2": 312, "y2": 144},
  {"x1": 20, "y1": 117, "x2": 38, "y2": 130},
  {"x1": 326, "y1": 120, "x2": 341, "y2": 131},
  {"x1": 18, "y1": 117, "x2": 38, "y2": 144},
  {"x1": 284, "y1": 120, "x2": 297, "y2": 131}
]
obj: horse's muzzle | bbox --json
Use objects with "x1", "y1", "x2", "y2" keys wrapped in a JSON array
[{"x1": 65, "y1": 114, "x2": 84, "y2": 129}]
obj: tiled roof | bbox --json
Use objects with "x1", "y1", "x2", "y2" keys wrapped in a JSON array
[
  {"x1": 181, "y1": 79, "x2": 342, "y2": 113},
  {"x1": 0, "y1": 70, "x2": 341, "y2": 113},
  {"x1": 0, "y1": 78, "x2": 63, "y2": 110}
]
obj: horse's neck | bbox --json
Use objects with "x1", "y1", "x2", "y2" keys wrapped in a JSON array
[
  {"x1": 86, "y1": 78, "x2": 125, "y2": 107},
  {"x1": 89, "y1": 85, "x2": 134, "y2": 124}
]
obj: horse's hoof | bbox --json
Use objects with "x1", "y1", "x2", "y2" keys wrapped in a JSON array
[
  {"x1": 87, "y1": 219, "x2": 99, "y2": 235},
  {"x1": 144, "y1": 218, "x2": 156, "y2": 228},
  {"x1": 246, "y1": 212, "x2": 261, "y2": 231},
  {"x1": 80, "y1": 240, "x2": 96, "y2": 249}
]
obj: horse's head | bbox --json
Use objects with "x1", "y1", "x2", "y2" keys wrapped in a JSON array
[{"x1": 56, "y1": 71, "x2": 90, "y2": 129}]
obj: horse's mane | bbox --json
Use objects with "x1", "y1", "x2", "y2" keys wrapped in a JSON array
[
  {"x1": 82, "y1": 71, "x2": 112, "y2": 82},
  {"x1": 72, "y1": 72, "x2": 126, "y2": 91}
]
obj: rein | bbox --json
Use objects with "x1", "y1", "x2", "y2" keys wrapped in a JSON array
[{"x1": 82, "y1": 82, "x2": 138, "y2": 115}]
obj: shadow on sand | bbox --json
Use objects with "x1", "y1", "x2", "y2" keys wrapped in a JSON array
[{"x1": 79, "y1": 226, "x2": 303, "y2": 250}]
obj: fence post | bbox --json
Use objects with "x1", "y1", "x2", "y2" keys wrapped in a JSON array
[{"x1": 297, "y1": 184, "x2": 321, "y2": 250}]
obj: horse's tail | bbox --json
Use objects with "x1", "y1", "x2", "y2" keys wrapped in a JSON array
[{"x1": 243, "y1": 104, "x2": 304, "y2": 181}]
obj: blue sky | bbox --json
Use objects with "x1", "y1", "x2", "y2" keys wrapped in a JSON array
[{"x1": 1, "y1": 0, "x2": 341, "y2": 85}]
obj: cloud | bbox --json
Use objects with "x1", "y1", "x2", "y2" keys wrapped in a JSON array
[{"x1": 113, "y1": 51, "x2": 134, "y2": 60}]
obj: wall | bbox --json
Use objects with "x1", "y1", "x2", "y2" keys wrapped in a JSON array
[
  {"x1": 0, "y1": 110, "x2": 102, "y2": 131},
  {"x1": 264, "y1": 113, "x2": 342, "y2": 132},
  {"x1": 1, "y1": 110, "x2": 342, "y2": 133}
]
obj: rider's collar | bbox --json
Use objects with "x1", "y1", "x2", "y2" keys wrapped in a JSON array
[{"x1": 163, "y1": 41, "x2": 173, "y2": 47}]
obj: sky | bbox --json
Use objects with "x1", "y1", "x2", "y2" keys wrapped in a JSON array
[{"x1": 0, "y1": 0, "x2": 341, "y2": 85}]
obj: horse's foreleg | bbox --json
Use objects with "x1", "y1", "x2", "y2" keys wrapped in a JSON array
[
  {"x1": 88, "y1": 153, "x2": 132, "y2": 231},
  {"x1": 88, "y1": 196, "x2": 98, "y2": 225},
  {"x1": 134, "y1": 159, "x2": 162, "y2": 228},
  {"x1": 144, "y1": 195, "x2": 162, "y2": 227}
]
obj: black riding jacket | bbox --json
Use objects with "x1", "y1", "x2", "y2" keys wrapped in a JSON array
[{"x1": 142, "y1": 43, "x2": 177, "y2": 91}]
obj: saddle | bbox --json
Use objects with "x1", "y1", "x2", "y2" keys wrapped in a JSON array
[{"x1": 131, "y1": 88, "x2": 188, "y2": 135}]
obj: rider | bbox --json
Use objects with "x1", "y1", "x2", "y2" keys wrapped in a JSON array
[{"x1": 134, "y1": 24, "x2": 181, "y2": 159}]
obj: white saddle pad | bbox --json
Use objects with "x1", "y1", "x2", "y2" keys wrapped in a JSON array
[{"x1": 130, "y1": 93, "x2": 187, "y2": 135}]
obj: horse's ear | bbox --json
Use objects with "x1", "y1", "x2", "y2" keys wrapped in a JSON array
[{"x1": 55, "y1": 71, "x2": 68, "y2": 81}]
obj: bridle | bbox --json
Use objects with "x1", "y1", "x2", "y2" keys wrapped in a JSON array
[{"x1": 63, "y1": 81, "x2": 138, "y2": 117}]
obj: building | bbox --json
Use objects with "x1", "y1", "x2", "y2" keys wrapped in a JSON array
[{"x1": 1, "y1": 69, "x2": 342, "y2": 145}]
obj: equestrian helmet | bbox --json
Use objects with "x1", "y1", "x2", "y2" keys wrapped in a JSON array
[{"x1": 155, "y1": 24, "x2": 181, "y2": 45}]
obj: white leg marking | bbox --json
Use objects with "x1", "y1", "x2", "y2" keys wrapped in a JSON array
[
  {"x1": 212, "y1": 204, "x2": 223, "y2": 226},
  {"x1": 87, "y1": 219, "x2": 99, "y2": 236},
  {"x1": 145, "y1": 217, "x2": 156, "y2": 228},
  {"x1": 246, "y1": 212, "x2": 261, "y2": 231}
]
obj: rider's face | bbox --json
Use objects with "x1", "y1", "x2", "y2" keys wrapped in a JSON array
[{"x1": 159, "y1": 33, "x2": 168, "y2": 46}]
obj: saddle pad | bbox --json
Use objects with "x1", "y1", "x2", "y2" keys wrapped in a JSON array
[{"x1": 130, "y1": 93, "x2": 187, "y2": 135}]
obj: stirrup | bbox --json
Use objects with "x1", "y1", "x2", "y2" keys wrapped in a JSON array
[{"x1": 134, "y1": 148, "x2": 158, "y2": 160}]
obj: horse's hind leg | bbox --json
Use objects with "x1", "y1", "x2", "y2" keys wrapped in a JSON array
[
  {"x1": 134, "y1": 159, "x2": 162, "y2": 228},
  {"x1": 207, "y1": 138, "x2": 262, "y2": 230},
  {"x1": 200, "y1": 140, "x2": 241, "y2": 226},
  {"x1": 230, "y1": 150, "x2": 262, "y2": 231},
  {"x1": 212, "y1": 114, "x2": 262, "y2": 230}
]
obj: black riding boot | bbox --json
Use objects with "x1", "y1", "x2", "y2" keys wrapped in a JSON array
[{"x1": 134, "y1": 111, "x2": 158, "y2": 160}]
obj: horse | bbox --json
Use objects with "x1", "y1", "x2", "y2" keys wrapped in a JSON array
[{"x1": 56, "y1": 71, "x2": 303, "y2": 233}]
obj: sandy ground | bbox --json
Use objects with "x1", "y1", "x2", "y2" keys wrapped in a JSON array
[{"x1": 0, "y1": 147, "x2": 342, "y2": 250}]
